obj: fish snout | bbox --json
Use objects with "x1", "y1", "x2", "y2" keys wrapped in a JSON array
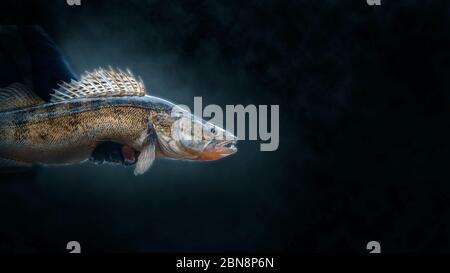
[{"x1": 197, "y1": 137, "x2": 238, "y2": 161}]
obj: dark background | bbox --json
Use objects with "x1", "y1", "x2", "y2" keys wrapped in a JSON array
[{"x1": 1, "y1": 0, "x2": 450, "y2": 253}]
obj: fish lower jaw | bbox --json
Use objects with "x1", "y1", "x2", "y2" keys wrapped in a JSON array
[{"x1": 216, "y1": 140, "x2": 238, "y2": 154}]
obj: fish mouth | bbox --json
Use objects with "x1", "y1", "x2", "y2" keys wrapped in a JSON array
[
  {"x1": 197, "y1": 139, "x2": 237, "y2": 161},
  {"x1": 216, "y1": 139, "x2": 238, "y2": 155}
]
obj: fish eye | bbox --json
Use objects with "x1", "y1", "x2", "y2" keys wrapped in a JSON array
[{"x1": 210, "y1": 127, "x2": 216, "y2": 134}]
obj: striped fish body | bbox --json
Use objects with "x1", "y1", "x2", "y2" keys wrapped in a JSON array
[
  {"x1": 0, "y1": 68, "x2": 174, "y2": 175},
  {"x1": 0, "y1": 97, "x2": 159, "y2": 165}
]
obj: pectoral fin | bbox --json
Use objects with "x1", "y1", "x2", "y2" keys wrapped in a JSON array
[
  {"x1": 134, "y1": 123, "x2": 157, "y2": 176},
  {"x1": 134, "y1": 144, "x2": 155, "y2": 175}
]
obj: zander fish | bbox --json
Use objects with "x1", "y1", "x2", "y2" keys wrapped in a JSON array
[{"x1": 0, "y1": 68, "x2": 237, "y2": 175}]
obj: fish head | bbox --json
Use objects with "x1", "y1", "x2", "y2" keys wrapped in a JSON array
[{"x1": 154, "y1": 105, "x2": 238, "y2": 161}]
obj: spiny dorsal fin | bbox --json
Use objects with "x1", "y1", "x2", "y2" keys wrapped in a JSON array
[
  {"x1": 0, "y1": 83, "x2": 44, "y2": 112},
  {"x1": 50, "y1": 67, "x2": 146, "y2": 102}
]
